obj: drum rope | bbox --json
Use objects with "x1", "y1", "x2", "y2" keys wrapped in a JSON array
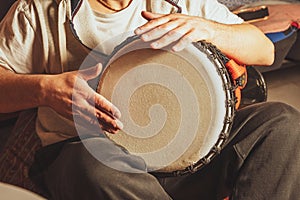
[
  {"x1": 96, "y1": 36, "x2": 237, "y2": 177},
  {"x1": 153, "y1": 41, "x2": 236, "y2": 177},
  {"x1": 198, "y1": 41, "x2": 247, "y2": 109}
]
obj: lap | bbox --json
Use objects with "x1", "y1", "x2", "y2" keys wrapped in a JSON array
[
  {"x1": 30, "y1": 102, "x2": 300, "y2": 200},
  {"x1": 31, "y1": 136, "x2": 171, "y2": 200},
  {"x1": 160, "y1": 102, "x2": 300, "y2": 199}
]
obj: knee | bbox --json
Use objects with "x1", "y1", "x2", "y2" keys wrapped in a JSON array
[
  {"x1": 46, "y1": 142, "x2": 140, "y2": 199},
  {"x1": 66, "y1": 144, "x2": 167, "y2": 200},
  {"x1": 267, "y1": 102, "x2": 300, "y2": 129},
  {"x1": 235, "y1": 102, "x2": 300, "y2": 144},
  {"x1": 251, "y1": 102, "x2": 300, "y2": 126},
  {"x1": 262, "y1": 102, "x2": 300, "y2": 143}
]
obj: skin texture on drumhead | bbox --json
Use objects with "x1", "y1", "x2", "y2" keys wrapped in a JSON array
[{"x1": 97, "y1": 39, "x2": 227, "y2": 172}]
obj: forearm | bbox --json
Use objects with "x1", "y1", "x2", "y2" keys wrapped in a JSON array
[
  {"x1": 208, "y1": 22, "x2": 275, "y2": 66},
  {"x1": 0, "y1": 67, "x2": 46, "y2": 113},
  {"x1": 0, "y1": 65, "x2": 123, "y2": 133},
  {"x1": 136, "y1": 12, "x2": 275, "y2": 66}
]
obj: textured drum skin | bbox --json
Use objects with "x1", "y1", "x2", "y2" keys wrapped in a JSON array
[{"x1": 97, "y1": 37, "x2": 235, "y2": 174}]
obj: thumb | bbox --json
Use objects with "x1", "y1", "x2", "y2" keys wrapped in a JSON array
[
  {"x1": 141, "y1": 11, "x2": 163, "y2": 21},
  {"x1": 79, "y1": 63, "x2": 103, "y2": 81}
]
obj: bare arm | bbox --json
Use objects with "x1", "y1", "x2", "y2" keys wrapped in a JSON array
[
  {"x1": 135, "y1": 11, "x2": 274, "y2": 66},
  {"x1": 0, "y1": 65, "x2": 123, "y2": 133},
  {"x1": 0, "y1": 67, "x2": 44, "y2": 113}
]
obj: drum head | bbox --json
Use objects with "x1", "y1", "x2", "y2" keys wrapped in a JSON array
[{"x1": 97, "y1": 37, "x2": 234, "y2": 173}]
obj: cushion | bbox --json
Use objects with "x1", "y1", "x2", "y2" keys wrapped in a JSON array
[{"x1": 0, "y1": 109, "x2": 46, "y2": 197}]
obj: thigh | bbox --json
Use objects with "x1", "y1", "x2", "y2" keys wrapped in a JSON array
[
  {"x1": 158, "y1": 102, "x2": 300, "y2": 200},
  {"x1": 32, "y1": 137, "x2": 171, "y2": 200},
  {"x1": 229, "y1": 102, "x2": 300, "y2": 199}
]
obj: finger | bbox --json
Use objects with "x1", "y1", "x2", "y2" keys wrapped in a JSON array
[
  {"x1": 150, "y1": 25, "x2": 192, "y2": 49},
  {"x1": 96, "y1": 109, "x2": 124, "y2": 133},
  {"x1": 72, "y1": 100, "x2": 102, "y2": 131},
  {"x1": 135, "y1": 12, "x2": 171, "y2": 35},
  {"x1": 76, "y1": 80, "x2": 122, "y2": 128},
  {"x1": 79, "y1": 63, "x2": 103, "y2": 81},
  {"x1": 73, "y1": 99, "x2": 123, "y2": 133},
  {"x1": 140, "y1": 19, "x2": 181, "y2": 42},
  {"x1": 141, "y1": 11, "x2": 164, "y2": 21},
  {"x1": 94, "y1": 93, "x2": 122, "y2": 119},
  {"x1": 172, "y1": 32, "x2": 194, "y2": 52}
]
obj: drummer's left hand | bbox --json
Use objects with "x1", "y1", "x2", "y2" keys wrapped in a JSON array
[{"x1": 134, "y1": 11, "x2": 214, "y2": 51}]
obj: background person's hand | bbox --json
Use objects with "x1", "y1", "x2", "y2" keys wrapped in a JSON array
[
  {"x1": 42, "y1": 64, "x2": 123, "y2": 134},
  {"x1": 135, "y1": 11, "x2": 214, "y2": 51}
]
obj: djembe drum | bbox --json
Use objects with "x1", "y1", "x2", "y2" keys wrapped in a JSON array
[{"x1": 96, "y1": 36, "x2": 236, "y2": 176}]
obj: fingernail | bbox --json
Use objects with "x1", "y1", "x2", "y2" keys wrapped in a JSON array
[
  {"x1": 135, "y1": 28, "x2": 142, "y2": 34},
  {"x1": 172, "y1": 46, "x2": 180, "y2": 52},
  {"x1": 113, "y1": 107, "x2": 122, "y2": 119},
  {"x1": 151, "y1": 42, "x2": 159, "y2": 49},
  {"x1": 116, "y1": 119, "x2": 124, "y2": 130},
  {"x1": 141, "y1": 34, "x2": 149, "y2": 41}
]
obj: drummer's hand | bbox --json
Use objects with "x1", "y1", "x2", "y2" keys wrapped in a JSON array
[
  {"x1": 42, "y1": 64, "x2": 123, "y2": 134},
  {"x1": 134, "y1": 11, "x2": 214, "y2": 51}
]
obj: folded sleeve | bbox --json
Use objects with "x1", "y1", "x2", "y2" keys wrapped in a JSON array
[
  {"x1": 0, "y1": 1, "x2": 46, "y2": 74},
  {"x1": 186, "y1": 0, "x2": 244, "y2": 24}
]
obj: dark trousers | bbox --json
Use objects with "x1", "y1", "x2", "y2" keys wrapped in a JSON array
[{"x1": 30, "y1": 102, "x2": 300, "y2": 200}]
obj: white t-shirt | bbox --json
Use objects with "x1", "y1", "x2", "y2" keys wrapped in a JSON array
[
  {"x1": 0, "y1": 0, "x2": 243, "y2": 146},
  {"x1": 91, "y1": 0, "x2": 243, "y2": 55},
  {"x1": 92, "y1": 0, "x2": 147, "y2": 55}
]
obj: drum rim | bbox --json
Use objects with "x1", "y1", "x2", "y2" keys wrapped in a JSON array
[
  {"x1": 168, "y1": 41, "x2": 236, "y2": 176},
  {"x1": 96, "y1": 36, "x2": 236, "y2": 177}
]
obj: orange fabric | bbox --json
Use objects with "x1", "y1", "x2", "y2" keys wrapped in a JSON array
[
  {"x1": 235, "y1": 87, "x2": 242, "y2": 109},
  {"x1": 225, "y1": 59, "x2": 247, "y2": 109},
  {"x1": 226, "y1": 60, "x2": 246, "y2": 81}
]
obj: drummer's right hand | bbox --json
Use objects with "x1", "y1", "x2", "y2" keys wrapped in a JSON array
[{"x1": 40, "y1": 63, "x2": 123, "y2": 134}]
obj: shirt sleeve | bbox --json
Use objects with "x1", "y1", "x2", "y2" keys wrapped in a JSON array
[
  {"x1": 0, "y1": 1, "x2": 46, "y2": 74},
  {"x1": 185, "y1": 0, "x2": 244, "y2": 24}
]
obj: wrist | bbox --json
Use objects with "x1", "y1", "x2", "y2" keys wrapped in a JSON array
[
  {"x1": 37, "y1": 74, "x2": 53, "y2": 107},
  {"x1": 203, "y1": 19, "x2": 219, "y2": 44}
]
